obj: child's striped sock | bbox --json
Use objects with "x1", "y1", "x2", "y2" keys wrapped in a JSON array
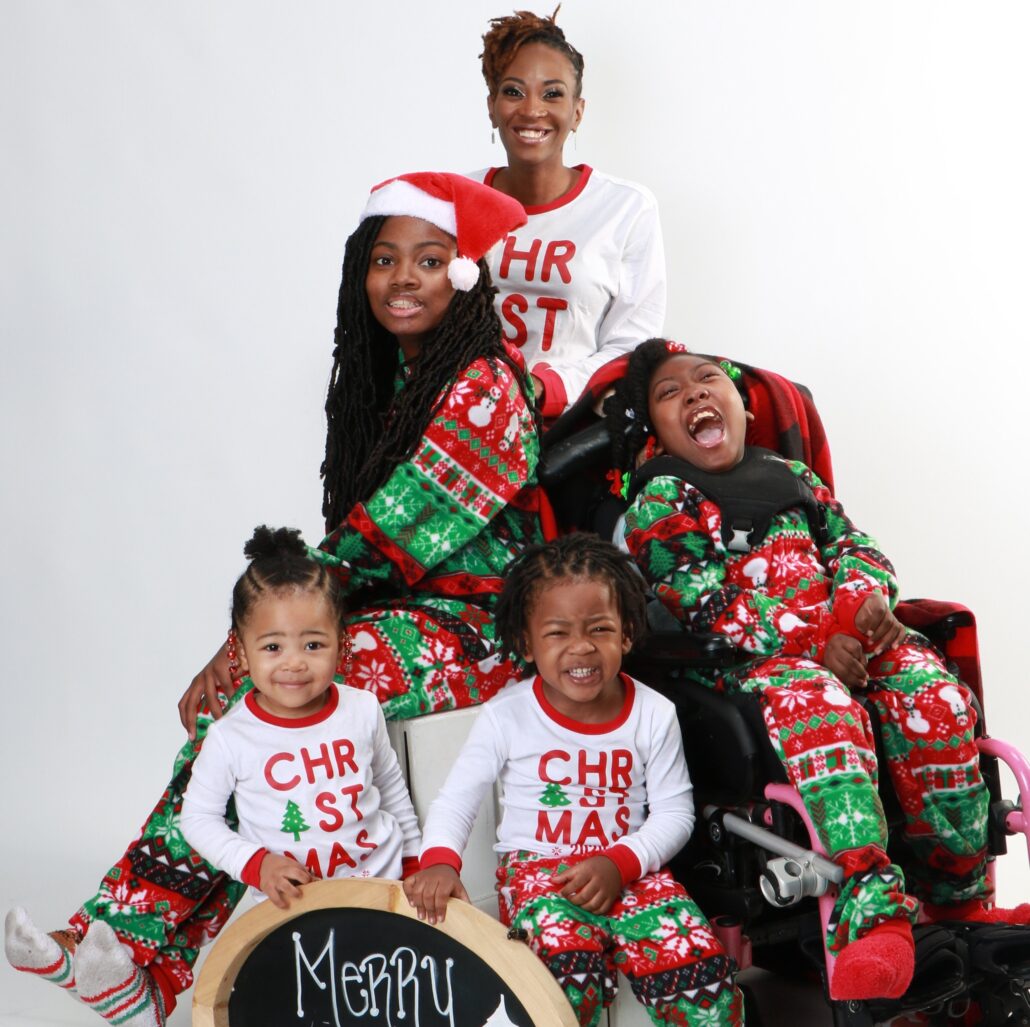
[
  {"x1": 74, "y1": 921, "x2": 165, "y2": 1027},
  {"x1": 4, "y1": 907, "x2": 77, "y2": 993}
]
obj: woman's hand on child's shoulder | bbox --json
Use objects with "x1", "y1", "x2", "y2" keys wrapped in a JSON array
[
  {"x1": 855, "y1": 594, "x2": 907, "y2": 656},
  {"x1": 552, "y1": 856, "x2": 622, "y2": 915},
  {"x1": 178, "y1": 642, "x2": 241, "y2": 739},
  {"x1": 823, "y1": 633, "x2": 868, "y2": 689},
  {"x1": 259, "y1": 853, "x2": 315, "y2": 909},
  {"x1": 403, "y1": 865, "x2": 469, "y2": 925}
]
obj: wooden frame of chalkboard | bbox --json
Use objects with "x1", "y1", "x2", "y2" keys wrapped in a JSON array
[{"x1": 192, "y1": 877, "x2": 579, "y2": 1027}]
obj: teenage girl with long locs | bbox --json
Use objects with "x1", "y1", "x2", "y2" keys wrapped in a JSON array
[{"x1": 6, "y1": 173, "x2": 543, "y2": 1027}]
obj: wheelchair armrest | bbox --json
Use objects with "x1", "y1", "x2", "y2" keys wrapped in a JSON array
[
  {"x1": 538, "y1": 419, "x2": 611, "y2": 487},
  {"x1": 632, "y1": 629, "x2": 739, "y2": 670}
]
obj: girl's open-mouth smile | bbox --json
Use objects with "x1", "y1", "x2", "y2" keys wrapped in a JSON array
[{"x1": 687, "y1": 406, "x2": 726, "y2": 448}]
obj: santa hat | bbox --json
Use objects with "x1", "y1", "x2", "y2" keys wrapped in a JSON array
[{"x1": 361, "y1": 171, "x2": 528, "y2": 290}]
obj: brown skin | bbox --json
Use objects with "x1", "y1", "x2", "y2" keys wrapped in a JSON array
[
  {"x1": 486, "y1": 41, "x2": 585, "y2": 209},
  {"x1": 364, "y1": 216, "x2": 458, "y2": 363},
  {"x1": 646, "y1": 354, "x2": 751, "y2": 474},
  {"x1": 403, "y1": 864, "x2": 471, "y2": 925},
  {"x1": 855, "y1": 592, "x2": 907, "y2": 655},
  {"x1": 486, "y1": 41, "x2": 585, "y2": 406},
  {"x1": 551, "y1": 855, "x2": 622, "y2": 914},
  {"x1": 259, "y1": 852, "x2": 314, "y2": 910},
  {"x1": 645, "y1": 352, "x2": 904, "y2": 691},
  {"x1": 824, "y1": 633, "x2": 868, "y2": 689},
  {"x1": 405, "y1": 577, "x2": 631, "y2": 922},
  {"x1": 178, "y1": 219, "x2": 461, "y2": 738},
  {"x1": 179, "y1": 643, "x2": 234, "y2": 739}
]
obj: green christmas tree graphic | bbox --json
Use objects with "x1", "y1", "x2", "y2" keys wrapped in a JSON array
[
  {"x1": 539, "y1": 782, "x2": 571, "y2": 808},
  {"x1": 280, "y1": 799, "x2": 311, "y2": 842}
]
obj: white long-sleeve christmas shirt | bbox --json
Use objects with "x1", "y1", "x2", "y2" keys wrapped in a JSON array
[
  {"x1": 419, "y1": 675, "x2": 694, "y2": 883},
  {"x1": 469, "y1": 166, "x2": 666, "y2": 418},
  {"x1": 181, "y1": 684, "x2": 420, "y2": 897}
]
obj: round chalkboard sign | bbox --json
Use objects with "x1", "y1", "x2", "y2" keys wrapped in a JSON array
[{"x1": 193, "y1": 878, "x2": 578, "y2": 1027}]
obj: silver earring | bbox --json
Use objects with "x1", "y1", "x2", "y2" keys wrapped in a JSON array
[
  {"x1": 491, "y1": 128, "x2": 496, "y2": 144},
  {"x1": 573, "y1": 129, "x2": 577, "y2": 151}
]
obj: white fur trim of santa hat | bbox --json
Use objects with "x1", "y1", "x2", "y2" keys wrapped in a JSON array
[{"x1": 361, "y1": 171, "x2": 527, "y2": 290}]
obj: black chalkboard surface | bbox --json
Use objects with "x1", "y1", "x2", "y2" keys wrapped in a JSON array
[
  {"x1": 193, "y1": 879, "x2": 578, "y2": 1027},
  {"x1": 228, "y1": 906, "x2": 531, "y2": 1027}
]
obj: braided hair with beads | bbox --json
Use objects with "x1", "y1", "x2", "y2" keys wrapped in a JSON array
[{"x1": 320, "y1": 215, "x2": 533, "y2": 533}]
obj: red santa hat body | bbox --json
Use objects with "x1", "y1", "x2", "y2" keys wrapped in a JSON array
[{"x1": 361, "y1": 171, "x2": 527, "y2": 290}]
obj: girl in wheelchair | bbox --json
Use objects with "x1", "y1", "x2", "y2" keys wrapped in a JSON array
[{"x1": 602, "y1": 338, "x2": 1030, "y2": 1002}]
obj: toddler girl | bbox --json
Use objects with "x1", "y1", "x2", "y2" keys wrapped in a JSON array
[
  {"x1": 7, "y1": 526, "x2": 421, "y2": 1026},
  {"x1": 404, "y1": 533, "x2": 743, "y2": 1027},
  {"x1": 178, "y1": 525, "x2": 421, "y2": 904}
]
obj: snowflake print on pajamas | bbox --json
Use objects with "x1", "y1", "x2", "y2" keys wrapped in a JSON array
[{"x1": 624, "y1": 457, "x2": 988, "y2": 950}]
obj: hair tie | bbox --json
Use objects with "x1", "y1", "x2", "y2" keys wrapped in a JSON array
[
  {"x1": 606, "y1": 469, "x2": 631, "y2": 500},
  {"x1": 664, "y1": 340, "x2": 690, "y2": 354},
  {"x1": 719, "y1": 359, "x2": 743, "y2": 382}
]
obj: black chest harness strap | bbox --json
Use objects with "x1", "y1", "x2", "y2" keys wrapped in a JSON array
[{"x1": 628, "y1": 447, "x2": 830, "y2": 553}]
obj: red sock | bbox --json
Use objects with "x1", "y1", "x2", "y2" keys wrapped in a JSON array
[
  {"x1": 830, "y1": 920, "x2": 915, "y2": 1001},
  {"x1": 923, "y1": 899, "x2": 1030, "y2": 925}
]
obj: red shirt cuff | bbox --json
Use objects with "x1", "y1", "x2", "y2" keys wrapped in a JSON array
[
  {"x1": 241, "y1": 848, "x2": 269, "y2": 889},
  {"x1": 419, "y1": 847, "x2": 463, "y2": 873},
  {"x1": 401, "y1": 856, "x2": 421, "y2": 880},
  {"x1": 832, "y1": 589, "x2": 875, "y2": 640},
  {"x1": 602, "y1": 844, "x2": 642, "y2": 886},
  {"x1": 531, "y1": 364, "x2": 568, "y2": 419}
]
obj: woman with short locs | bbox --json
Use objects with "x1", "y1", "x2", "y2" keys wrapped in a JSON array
[{"x1": 473, "y1": 9, "x2": 667, "y2": 419}]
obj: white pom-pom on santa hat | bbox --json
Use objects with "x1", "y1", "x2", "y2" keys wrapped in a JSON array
[{"x1": 361, "y1": 172, "x2": 527, "y2": 290}]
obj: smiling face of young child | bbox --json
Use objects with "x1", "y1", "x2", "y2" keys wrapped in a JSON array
[
  {"x1": 238, "y1": 588, "x2": 343, "y2": 720},
  {"x1": 521, "y1": 576, "x2": 632, "y2": 723},
  {"x1": 647, "y1": 353, "x2": 749, "y2": 473}
]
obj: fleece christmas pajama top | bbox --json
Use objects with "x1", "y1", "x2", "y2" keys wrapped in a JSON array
[
  {"x1": 623, "y1": 457, "x2": 989, "y2": 952},
  {"x1": 179, "y1": 685, "x2": 420, "y2": 895},
  {"x1": 419, "y1": 676, "x2": 743, "y2": 1027},
  {"x1": 68, "y1": 354, "x2": 544, "y2": 1008}
]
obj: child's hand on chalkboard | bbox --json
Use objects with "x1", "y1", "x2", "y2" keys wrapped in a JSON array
[
  {"x1": 403, "y1": 865, "x2": 470, "y2": 925},
  {"x1": 259, "y1": 854, "x2": 314, "y2": 908},
  {"x1": 552, "y1": 856, "x2": 622, "y2": 915}
]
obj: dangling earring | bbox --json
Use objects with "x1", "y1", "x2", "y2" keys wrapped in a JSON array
[
  {"x1": 643, "y1": 435, "x2": 658, "y2": 462},
  {"x1": 336, "y1": 633, "x2": 354, "y2": 680},
  {"x1": 491, "y1": 128, "x2": 496, "y2": 145},
  {"x1": 226, "y1": 628, "x2": 243, "y2": 688},
  {"x1": 573, "y1": 129, "x2": 577, "y2": 151}
]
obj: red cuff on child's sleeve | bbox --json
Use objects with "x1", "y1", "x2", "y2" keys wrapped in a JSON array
[
  {"x1": 401, "y1": 857, "x2": 421, "y2": 880},
  {"x1": 241, "y1": 848, "x2": 269, "y2": 889},
  {"x1": 602, "y1": 844, "x2": 642, "y2": 886},
  {"x1": 419, "y1": 847, "x2": 463, "y2": 873},
  {"x1": 832, "y1": 589, "x2": 875, "y2": 639}
]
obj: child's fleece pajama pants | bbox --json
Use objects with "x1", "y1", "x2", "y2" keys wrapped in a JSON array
[{"x1": 498, "y1": 852, "x2": 744, "y2": 1027}]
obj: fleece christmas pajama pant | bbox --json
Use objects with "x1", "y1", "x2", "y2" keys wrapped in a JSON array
[
  {"x1": 498, "y1": 853, "x2": 743, "y2": 1027},
  {"x1": 712, "y1": 632, "x2": 988, "y2": 951},
  {"x1": 69, "y1": 604, "x2": 521, "y2": 1009}
]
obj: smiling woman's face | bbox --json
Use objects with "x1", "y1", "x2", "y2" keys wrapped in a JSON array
[
  {"x1": 647, "y1": 354, "x2": 749, "y2": 473},
  {"x1": 487, "y1": 42, "x2": 584, "y2": 170}
]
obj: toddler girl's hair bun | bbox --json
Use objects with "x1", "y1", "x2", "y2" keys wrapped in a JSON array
[{"x1": 243, "y1": 525, "x2": 307, "y2": 562}]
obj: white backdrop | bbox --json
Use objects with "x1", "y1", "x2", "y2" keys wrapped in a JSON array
[{"x1": 3, "y1": 3, "x2": 1029, "y2": 1024}]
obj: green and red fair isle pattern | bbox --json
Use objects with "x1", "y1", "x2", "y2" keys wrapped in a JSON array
[
  {"x1": 69, "y1": 686, "x2": 251, "y2": 1007},
  {"x1": 497, "y1": 854, "x2": 743, "y2": 1027},
  {"x1": 67, "y1": 358, "x2": 544, "y2": 1003},
  {"x1": 314, "y1": 357, "x2": 543, "y2": 719},
  {"x1": 626, "y1": 462, "x2": 989, "y2": 950}
]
